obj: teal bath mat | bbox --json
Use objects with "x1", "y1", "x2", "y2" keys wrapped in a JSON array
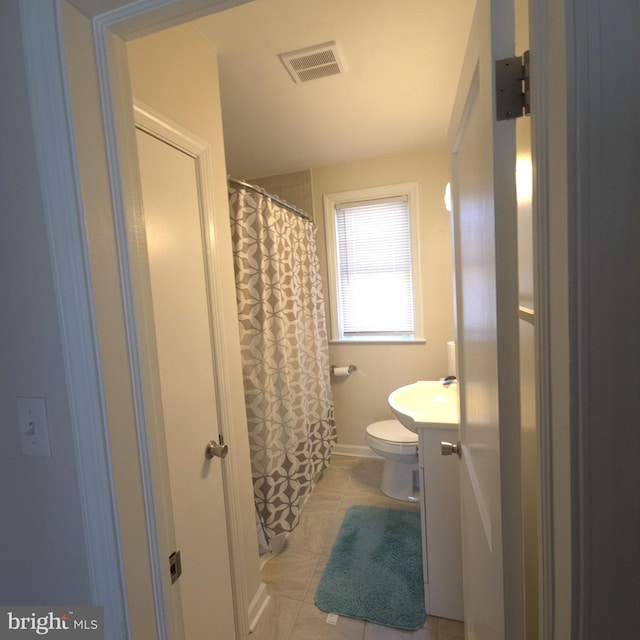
[{"x1": 315, "y1": 505, "x2": 426, "y2": 630}]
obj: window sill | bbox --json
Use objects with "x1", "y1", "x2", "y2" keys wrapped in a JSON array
[{"x1": 329, "y1": 338, "x2": 426, "y2": 346}]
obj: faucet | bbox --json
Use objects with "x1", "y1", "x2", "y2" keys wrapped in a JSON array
[{"x1": 442, "y1": 375, "x2": 457, "y2": 387}]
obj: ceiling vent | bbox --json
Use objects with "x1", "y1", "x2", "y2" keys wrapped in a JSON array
[{"x1": 279, "y1": 42, "x2": 344, "y2": 84}]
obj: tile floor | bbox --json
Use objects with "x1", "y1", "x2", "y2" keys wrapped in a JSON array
[{"x1": 250, "y1": 455, "x2": 465, "y2": 640}]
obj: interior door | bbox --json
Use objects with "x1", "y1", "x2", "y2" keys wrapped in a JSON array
[
  {"x1": 448, "y1": 0, "x2": 523, "y2": 638},
  {"x1": 135, "y1": 125, "x2": 236, "y2": 640}
]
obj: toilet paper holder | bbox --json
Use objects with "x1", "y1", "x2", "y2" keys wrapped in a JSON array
[{"x1": 331, "y1": 364, "x2": 357, "y2": 375}]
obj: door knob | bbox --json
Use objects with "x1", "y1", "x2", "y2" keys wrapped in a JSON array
[
  {"x1": 441, "y1": 441, "x2": 462, "y2": 458},
  {"x1": 205, "y1": 439, "x2": 228, "y2": 460}
]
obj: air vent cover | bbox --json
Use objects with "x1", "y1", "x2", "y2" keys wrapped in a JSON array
[{"x1": 279, "y1": 42, "x2": 344, "y2": 84}]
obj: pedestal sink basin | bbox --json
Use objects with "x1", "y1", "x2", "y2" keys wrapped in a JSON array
[{"x1": 388, "y1": 380, "x2": 459, "y2": 432}]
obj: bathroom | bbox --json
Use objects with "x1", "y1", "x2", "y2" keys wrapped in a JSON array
[
  {"x1": 61, "y1": 0, "x2": 533, "y2": 637},
  {"x1": 119, "y1": 3, "x2": 490, "y2": 632},
  {"x1": 123, "y1": 0, "x2": 465, "y2": 632}
]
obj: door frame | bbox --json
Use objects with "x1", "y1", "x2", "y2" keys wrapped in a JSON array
[
  {"x1": 528, "y1": 1, "x2": 573, "y2": 637},
  {"x1": 19, "y1": 0, "x2": 574, "y2": 638}
]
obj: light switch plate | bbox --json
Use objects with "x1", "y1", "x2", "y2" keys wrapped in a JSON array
[{"x1": 17, "y1": 397, "x2": 51, "y2": 457}]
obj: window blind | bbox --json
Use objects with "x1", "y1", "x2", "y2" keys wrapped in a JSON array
[{"x1": 335, "y1": 195, "x2": 415, "y2": 336}]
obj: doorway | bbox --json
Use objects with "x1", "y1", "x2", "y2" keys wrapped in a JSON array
[
  {"x1": 120, "y1": 2, "x2": 536, "y2": 636},
  {"x1": 31, "y1": 0, "x2": 564, "y2": 636}
]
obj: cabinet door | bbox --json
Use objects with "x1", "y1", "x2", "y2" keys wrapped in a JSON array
[{"x1": 421, "y1": 428, "x2": 463, "y2": 620}]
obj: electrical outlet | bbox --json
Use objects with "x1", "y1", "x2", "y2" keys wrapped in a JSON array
[{"x1": 17, "y1": 397, "x2": 51, "y2": 457}]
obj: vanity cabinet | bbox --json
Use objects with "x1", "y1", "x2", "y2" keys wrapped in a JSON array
[{"x1": 417, "y1": 425, "x2": 464, "y2": 621}]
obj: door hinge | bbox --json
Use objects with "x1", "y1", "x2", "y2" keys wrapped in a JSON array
[
  {"x1": 169, "y1": 550, "x2": 182, "y2": 584},
  {"x1": 495, "y1": 50, "x2": 530, "y2": 120}
]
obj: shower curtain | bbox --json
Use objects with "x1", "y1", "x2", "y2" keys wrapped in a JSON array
[{"x1": 229, "y1": 184, "x2": 336, "y2": 545}]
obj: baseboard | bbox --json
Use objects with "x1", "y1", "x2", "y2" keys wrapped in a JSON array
[
  {"x1": 247, "y1": 581, "x2": 270, "y2": 634},
  {"x1": 332, "y1": 443, "x2": 381, "y2": 459}
]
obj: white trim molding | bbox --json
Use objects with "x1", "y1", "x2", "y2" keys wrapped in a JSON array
[
  {"x1": 530, "y1": 0, "x2": 573, "y2": 637},
  {"x1": 565, "y1": 2, "x2": 640, "y2": 638},
  {"x1": 19, "y1": 2, "x2": 130, "y2": 638},
  {"x1": 92, "y1": 26, "x2": 175, "y2": 640}
]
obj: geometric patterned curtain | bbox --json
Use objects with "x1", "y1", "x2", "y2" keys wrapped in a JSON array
[{"x1": 229, "y1": 185, "x2": 336, "y2": 541}]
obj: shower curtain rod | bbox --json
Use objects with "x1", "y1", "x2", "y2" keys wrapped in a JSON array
[{"x1": 228, "y1": 177, "x2": 312, "y2": 221}]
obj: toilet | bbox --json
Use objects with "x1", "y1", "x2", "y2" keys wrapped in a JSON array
[{"x1": 365, "y1": 419, "x2": 419, "y2": 502}]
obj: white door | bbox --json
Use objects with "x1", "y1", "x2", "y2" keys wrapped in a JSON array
[
  {"x1": 135, "y1": 125, "x2": 236, "y2": 640},
  {"x1": 448, "y1": 0, "x2": 523, "y2": 638}
]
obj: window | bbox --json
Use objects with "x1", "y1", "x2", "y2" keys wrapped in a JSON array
[{"x1": 324, "y1": 183, "x2": 422, "y2": 341}]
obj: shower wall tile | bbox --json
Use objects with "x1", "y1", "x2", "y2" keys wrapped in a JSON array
[
  {"x1": 250, "y1": 169, "x2": 314, "y2": 219},
  {"x1": 279, "y1": 170, "x2": 309, "y2": 187}
]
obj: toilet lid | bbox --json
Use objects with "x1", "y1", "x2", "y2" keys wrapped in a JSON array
[{"x1": 366, "y1": 419, "x2": 418, "y2": 444}]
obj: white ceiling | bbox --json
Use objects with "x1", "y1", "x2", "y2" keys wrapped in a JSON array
[{"x1": 195, "y1": 0, "x2": 476, "y2": 179}]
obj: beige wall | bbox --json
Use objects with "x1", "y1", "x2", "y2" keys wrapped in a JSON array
[{"x1": 312, "y1": 150, "x2": 455, "y2": 449}]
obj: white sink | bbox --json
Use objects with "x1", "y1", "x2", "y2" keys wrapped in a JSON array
[{"x1": 388, "y1": 380, "x2": 459, "y2": 433}]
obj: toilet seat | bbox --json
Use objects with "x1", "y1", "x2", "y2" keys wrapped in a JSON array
[{"x1": 366, "y1": 419, "x2": 418, "y2": 445}]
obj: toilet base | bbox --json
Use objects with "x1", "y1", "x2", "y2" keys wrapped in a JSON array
[{"x1": 380, "y1": 459, "x2": 420, "y2": 502}]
